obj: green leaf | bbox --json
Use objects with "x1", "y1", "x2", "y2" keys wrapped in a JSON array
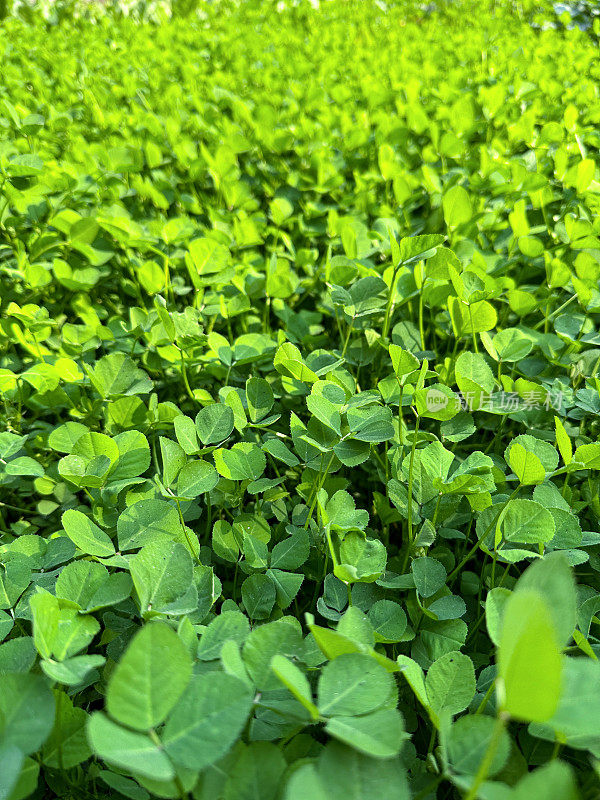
[
  {"x1": 485, "y1": 587, "x2": 511, "y2": 647},
  {"x1": 540, "y1": 656, "x2": 600, "y2": 748},
  {"x1": 261, "y1": 438, "x2": 300, "y2": 467},
  {"x1": 173, "y1": 415, "x2": 200, "y2": 455},
  {"x1": 415, "y1": 385, "x2": 460, "y2": 421},
  {"x1": 117, "y1": 499, "x2": 183, "y2": 552},
  {"x1": 177, "y1": 460, "x2": 218, "y2": 498},
  {"x1": 242, "y1": 533, "x2": 268, "y2": 569},
  {"x1": 0, "y1": 745, "x2": 24, "y2": 800},
  {"x1": 58, "y1": 453, "x2": 110, "y2": 489},
  {"x1": 61, "y1": 433, "x2": 114, "y2": 471},
  {"x1": 270, "y1": 529, "x2": 310, "y2": 570},
  {"x1": 506, "y1": 435, "x2": 559, "y2": 477},
  {"x1": 411, "y1": 557, "x2": 446, "y2": 598},
  {"x1": 512, "y1": 762, "x2": 579, "y2": 800},
  {"x1": 573, "y1": 442, "x2": 600, "y2": 469},
  {"x1": 197, "y1": 611, "x2": 250, "y2": 661},
  {"x1": 555, "y1": 416, "x2": 572, "y2": 465},
  {"x1": 187, "y1": 237, "x2": 230, "y2": 276},
  {"x1": 87, "y1": 713, "x2": 174, "y2": 781},
  {"x1": 130, "y1": 541, "x2": 196, "y2": 617},
  {"x1": 399, "y1": 234, "x2": 445, "y2": 262},
  {"x1": 317, "y1": 653, "x2": 394, "y2": 717},
  {"x1": 447, "y1": 715, "x2": 510, "y2": 777},
  {"x1": 41, "y1": 654, "x2": 105, "y2": 685},
  {"x1": 454, "y1": 351, "x2": 494, "y2": 410},
  {"x1": 42, "y1": 692, "x2": 91, "y2": 769},
  {"x1": 87, "y1": 353, "x2": 152, "y2": 398},
  {"x1": 221, "y1": 742, "x2": 286, "y2": 800},
  {"x1": 111, "y1": 431, "x2": 151, "y2": 480},
  {"x1": 367, "y1": 599, "x2": 407, "y2": 643},
  {"x1": 307, "y1": 394, "x2": 342, "y2": 436},
  {"x1": 61, "y1": 510, "x2": 116, "y2": 557},
  {"x1": 106, "y1": 622, "x2": 192, "y2": 731},
  {"x1": 241, "y1": 574, "x2": 276, "y2": 619},
  {"x1": 332, "y1": 533, "x2": 387, "y2": 584},
  {"x1": 333, "y1": 439, "x2": 371, "y2": 467},
  {"x1": 516, "y1": 553, "x2": 576, "y2": 649},
  {"x1": 346, "y1": 405, "x2": 394, "y2": 443},
  {"x1": 195, "y1": 404, "x2": 235, "y2": 445},
  {"x1": 2, "y1": 754, "x2": 39, "y2": 800},
  {"x1": 214, "y1": 442, "x2": 266, "y2": 481},
  {"x1": 51, "y1": 608, "x2": 100, "y2": 660},
  {"x1": 271, "y1": 655, "x2": 319, "y2": 720},
  {"x1": 0, "y1": 637, "x2": 36, "y2": 674},
  {"x1": 491, "y1": 328, "x2": 533, "y2": 362},
  {"x1": 30, "y1": 591, "x2": 59, "y2": 659},
  {"x1": 162, "y1": 673, "x2": 253, "y2": 770},
  {"x1": 0, "y1": 559, "x2": 31, "y2": 610},
  {"x1": 273, "y1": 342, "x2": 318, "y2": 383},
  {"x1": 4, "y1": 456, "x2": 44, "y2": 477},
  {"x1": 54, "y1": 560, "x2": 108, "y2": 608},
  {"x1": 324, "y1": 491, "x2": 369, "y2": 532},
  {"x1": 246, "y1": 377, "x2": 274, "y2": 422},
  {"x1": 389, "y1": 345, "x2": 419, "y2": 377},
  {"x1": 284, "y1": 763, "x2": 328, "y2": 800},
  {"x1": 0, "y1": 673, "x2": 55, "y2": 754},
  {"x1": 425, "y1": 651, "x2": 475, "y2": 717},
  {"x1": 501, "y1": 499, "x2": 556, "y2": 544},
  {"x1": 443, "y1": 184, "x2": 472, "y2": 227},
  {"x1": 159, "y1": 436, "x2": 186, "y2": 488},
  {"x1": 243, "y1": 618, "x2": 304, "y2": 690},
  {"x1": 498, "y1": 589, "x2": 562, "y2": 722},
  {"x1": 325, "y1": 708, "x2": 405, "y2": 758},
  {"x1": 98, "y1": 769, "x2": 151, "y2": 800},
  {"x1": 266, "y1": 569, "x2": 303, "y2": 609},
  {"x1": 47, "y1": 422, "x2": 88, "y2": 453},
  {"x1": 286, "y1": 739, "x2": 407, "y2": 800},
  {"x1": 7, "y1": 153, "x2": 44, "y2": 176},
  {"x1": 508, "y1": 442, "x2": 545, "y2": 485},
  {"x1": 84, "y1": 573, "x2": 133, "y2": 613},
  {"x1": 309, "y1": 621, "x2": 399, "y2": 674},
  {"x1": 212, "y1": 520, "x2": 239, "y2": 563}
]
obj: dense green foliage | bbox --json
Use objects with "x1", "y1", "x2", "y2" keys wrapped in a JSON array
[{"x1": 2, "y1": 1, "x2": 600, "y2": 798}]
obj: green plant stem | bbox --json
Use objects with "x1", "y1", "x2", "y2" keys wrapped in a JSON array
[
  {"x1": 149, "y1": 730, "x2": 187, "y2": 799},
  {"x1": 0, "y1": 501, "x2": 40, "y2": 515},
  {"x1": 418, "y1": 281, "x2": 426, "y2": 350},
  {"x1": 551, "y1": 740, "x2": 562, "y2": 760},
  {"x1": 178, "y1": 346, "x2": 196, "y2": 404},
  {"x1": 426, "y1": 724, "x2": 436, "y2": 757},
  {"x1": 533, "y1": 293, "x2": 577, "y2": 331},
  {"x1": 431, "y1": 492, "x2": 442, "y2": 527},
  {"x1": 413, "y1": 774, "x2": 445, "y2": 800},
  {"x1": 401, "y1": 414, "x2": 420, "y2": 572},
  {"x1": 447, "y1": 486, "x2": 520, "y2": 582},
  {"x1": 341, "y1": 317, "x2": 356, "y2": 358},
  {"x1": 475, "y1": 681, "x2": 496, "y2": 715},
  {"x1": 304, "y1": 452, "x2": 336, "y2": 530},
  {"x1": 56, "y1": 688, "x2": 65, "y2": 772},
  {"x1": 464, "y1": 713, "x2": 506, "y2": 800},
  {"x1": 204, "y1": 496, "x2": 212, "y2": 541},
  {"x1": 309, "y1": 549, "x2": 329, "y2": 611},
  {"x1": 468, "y1": 305, "x2": 479, "y2": 354},
  {"x1": 382, "y1": 263, "x2": 402, "y2": 341}
]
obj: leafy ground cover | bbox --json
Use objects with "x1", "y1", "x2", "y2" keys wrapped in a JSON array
[{"x1": 2, "y1": 0, "x2": 600, "y2": 797}]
